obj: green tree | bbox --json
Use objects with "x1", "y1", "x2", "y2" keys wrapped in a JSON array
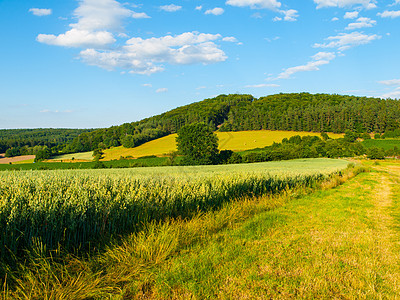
[
  {"x1": 367, "y1": 147, "x2": 385, "y2": 160},
  {"x1": 176, "y1": 123, "x2": 219, "y2": 165}
]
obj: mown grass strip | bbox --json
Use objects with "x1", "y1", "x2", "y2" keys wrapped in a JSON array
[{"x1": 147, "y1": 167, "x2": 400, "y2": 299}]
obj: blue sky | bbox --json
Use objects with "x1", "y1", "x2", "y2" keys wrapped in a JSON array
[{"x1": 1, "y1": 0, "x2": 400, "y2": 129}]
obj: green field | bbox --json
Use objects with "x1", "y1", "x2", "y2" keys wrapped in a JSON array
[
  {"x1": 0, "y1": 158, "x2": 348, "y2": 267},
  {"x1": 102, "y1": 130, "x2": 343, "y2": 160},
  {"x1": 50, "y1": 151, "x2": 94, "y2": 161},
  {"x1": 362, "y1": 138, "x2": 400, "y2": 150},
  {"x1": 1, "y1": 158, "x2": 370, "y2": 298}
]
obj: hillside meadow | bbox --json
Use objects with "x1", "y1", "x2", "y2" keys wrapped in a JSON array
[{"x1": 101, "y1": 130, "x2": 344, "y2": 160}]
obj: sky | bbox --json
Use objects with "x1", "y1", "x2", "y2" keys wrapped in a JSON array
[{"x1": 1, "y1": 0, "x2": 400, "y2": 129}]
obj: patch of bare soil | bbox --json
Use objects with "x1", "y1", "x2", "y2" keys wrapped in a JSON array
[{"x1": 0, "y1": 154, "x2": 35, "y2": 164}]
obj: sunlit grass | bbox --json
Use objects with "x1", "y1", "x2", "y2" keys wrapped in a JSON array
[
  {"x1": 50, "y1": 151, "x2": 93, "y2": 161},
  {"x1": 1, "y1": 162, "x2": 367, "y2": 299}
]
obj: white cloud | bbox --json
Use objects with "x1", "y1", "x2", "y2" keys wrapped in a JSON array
[
  {"x1": 205, "y1": 8, "x2": 225, "y2": 15},
  {"x1": 346, "y1": 17, "x2": 376, "y2": 29},
  {"x1": 280, "y1": 9, "x2": 299, "y2": 21},
  {"x1": 40, "y1": 109, "x2": 73, "y2": 114},
  {"x1": 79, "y1": 32, "x2": 227, "y2": 75},
  {"x1": 273, "y1": 16, "x2": 282, "y2": 21},
  {"x1": 379, "y1": 79, "x2": 400, "y2": 86},
  {"x1": 331, "y1": 17, "x2": 339, "y2": 21},
  {"x1": 142, "y1": 83, "x2": 152, "y2": 87},
  {"x1": 29, "y1": 8, "x2": 52, "y2": 16},
  {"x1": 37, "y1": 29, "x2": 116, "y2": 48},
  {"x1": 314, "y1": 0, "x2": 376, "y2": 9},
  {"x1": 160, "y1": 4, "x2": 182, "y2": 12},
  {"x1": 222, "y1": 36, "x2": 238, "y2": 42},
  {"x1": 312, "y1": 51, "x2": 336, "y2": 60},
  {"x1": 314, "y1": 31, "x2": 380, "y2": 51},
  {"x1": 196, "y1": 6, "x2": 203, "y2": 11},
  {"x1": 226, "y1": 0, "x2": 281, "y2": 10},
  {"x1": 378, "y1": 10, "x2": 400, "y2": 18},
  {"x1": 71, "y1": 0, "x2": 132, "y2": 32},
  {"x1": 37, "y1": 0, "x2": 131, "y2": 48},
  {"x1": 132, "y1": 11, "x2": 150, "y2": 19},
  {"x1": 156, "y1": 88, "x2": 168, "y2": 93},
  {"x1": 381, "y1": 89, "x2": 400, "y2": 99},
  {"x1": 37, "y1": 1, "x2": 228, "y2": 75},
  {"x1": 344, "y1": 11, "x2": 359, "y2": 19},
  {"x1": 278, "y1": 52, "x2": 336, "y2": 79},
  {"x1": 245, "y1": 83, "x2": 280, "y2": 88}
]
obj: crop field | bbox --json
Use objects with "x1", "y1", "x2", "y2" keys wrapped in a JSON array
[
  {"x1": 102, "y1": 130, "x2": 344, "y2": 160},
  {"x1": 362, "y1": 138, "x2": 400, "y2": 150},
  {"x1": 0, "y1": 158, "x2": 348, "y2": 265},
  {"x1": 50, "y1": 151, "x2": 94, "y2": 161}
]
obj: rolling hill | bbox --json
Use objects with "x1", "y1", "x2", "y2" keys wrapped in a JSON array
[
  {"x1": 65, "y1": 93, "x2": 400, "y2": 154},
  {"x1": 101, "y1": 130, "x2": 344, "y2": 160}
]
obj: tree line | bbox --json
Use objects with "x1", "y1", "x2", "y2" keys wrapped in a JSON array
[{"x1": 0, "y1": 128, "x2": 93, "y2": 157}]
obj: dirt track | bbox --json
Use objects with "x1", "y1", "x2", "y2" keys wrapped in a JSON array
[{"x1": 0, "y1": 153, "x2": 35, "y2": 164}]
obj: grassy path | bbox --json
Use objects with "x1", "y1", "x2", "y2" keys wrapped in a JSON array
[{"x1": 145, "y1": 165, "x2": 400, "y2": 299}]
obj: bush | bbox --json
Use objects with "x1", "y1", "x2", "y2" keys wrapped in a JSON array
[{"x1": 367, "y1": 147, "x2": 385, "y2": 160}]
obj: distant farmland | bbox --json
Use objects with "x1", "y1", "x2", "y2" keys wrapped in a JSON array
[{"x1": 102, "y1": 130, "x2": 343, "y2": 160}]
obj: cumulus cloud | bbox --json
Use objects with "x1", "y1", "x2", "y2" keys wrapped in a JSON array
[
  {"x1": 344, "y1": 11, "x2": 359, "y2": 19},
  {"x1": 160, "y1": 4, "x2": 182, "y2": 12},
  {"x1": 205, "y1": 8, "x2": 225, "y2": 15},
  {"x1": 29, "y1": 8, "x2": 52, "y2": 16},
  {"x1": 280, "y1": 9, "x2": 299, "y2": 21},
  {"x1": 132, "y1": 11, "x2": 150, "y2": 19},
  {"x1": 226, "y1": 0, "x2": 281, "y2": 10},
  {"x1": 37, "y1": 29, "x2": 116, "y2": 48},
  {"x1": 37, "y1": 0, "x2": 131, "y2": 48},
  {"x1": 196, "y1": 6, "x2": 203, "y2": 11},
  {"x1": 331, "y1": 17, "x2": 339, "y2": 21},
  {"x1": 314, "y1": 0, "x2": 377, "y2": 9},
  {"x1": 278, "y1": 52, "x2": 336, "y2": 79},
  {"x1": 314, "y1": 31, "x2": 380, "y2": 51},
  {"x1": 378, "y1": 10, "x2": 400, "y2": 18},
  {"x1": 346, "y1": 17, "x2": 376, "y2": 29},
  {"x1": 37, "y1": 1, "x2": 229, "y2": 75},
  {"x1": 80, "y1": 32, "x2": 228, "y2": 75},
  {"x1": 156, "y1": 88, "x2": 168, "y2": 93}
]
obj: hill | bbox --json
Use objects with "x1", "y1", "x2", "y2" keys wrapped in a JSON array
[
  {"x1": 0, "y1": 128, "x2": 94, "y2": 155},
  {"x1": 66, "y1": 93, "x2": 400, "y2": 154},
  {"x1": 101, "y1": 130, "x2": 344, "y2": 160}
]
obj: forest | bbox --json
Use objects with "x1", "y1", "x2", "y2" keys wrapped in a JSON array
[
  {"x1": 1, "y1": 93, "x2": 400, "y2": 156},
  {"x1": 67, "y1": 93, "x2": 400, "y2": 154}
]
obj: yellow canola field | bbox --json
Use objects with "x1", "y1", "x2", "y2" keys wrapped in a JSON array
[{"x1": 102, "y1": 130, "x2": 343, "y2": 160}]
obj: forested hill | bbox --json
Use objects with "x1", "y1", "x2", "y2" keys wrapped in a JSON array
[
  {"x1": 65, "y1": 94, "x2": 254, "y2": 152},
  {"x1": 219, "y1": 93, "x2": 400, "y2": 133},
  {"x1": 65, "y1": 93, "x2": 400, "y2": 153},
  {"x1": 0, "y1": 128, "x2": 94, "y2": 154}
]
